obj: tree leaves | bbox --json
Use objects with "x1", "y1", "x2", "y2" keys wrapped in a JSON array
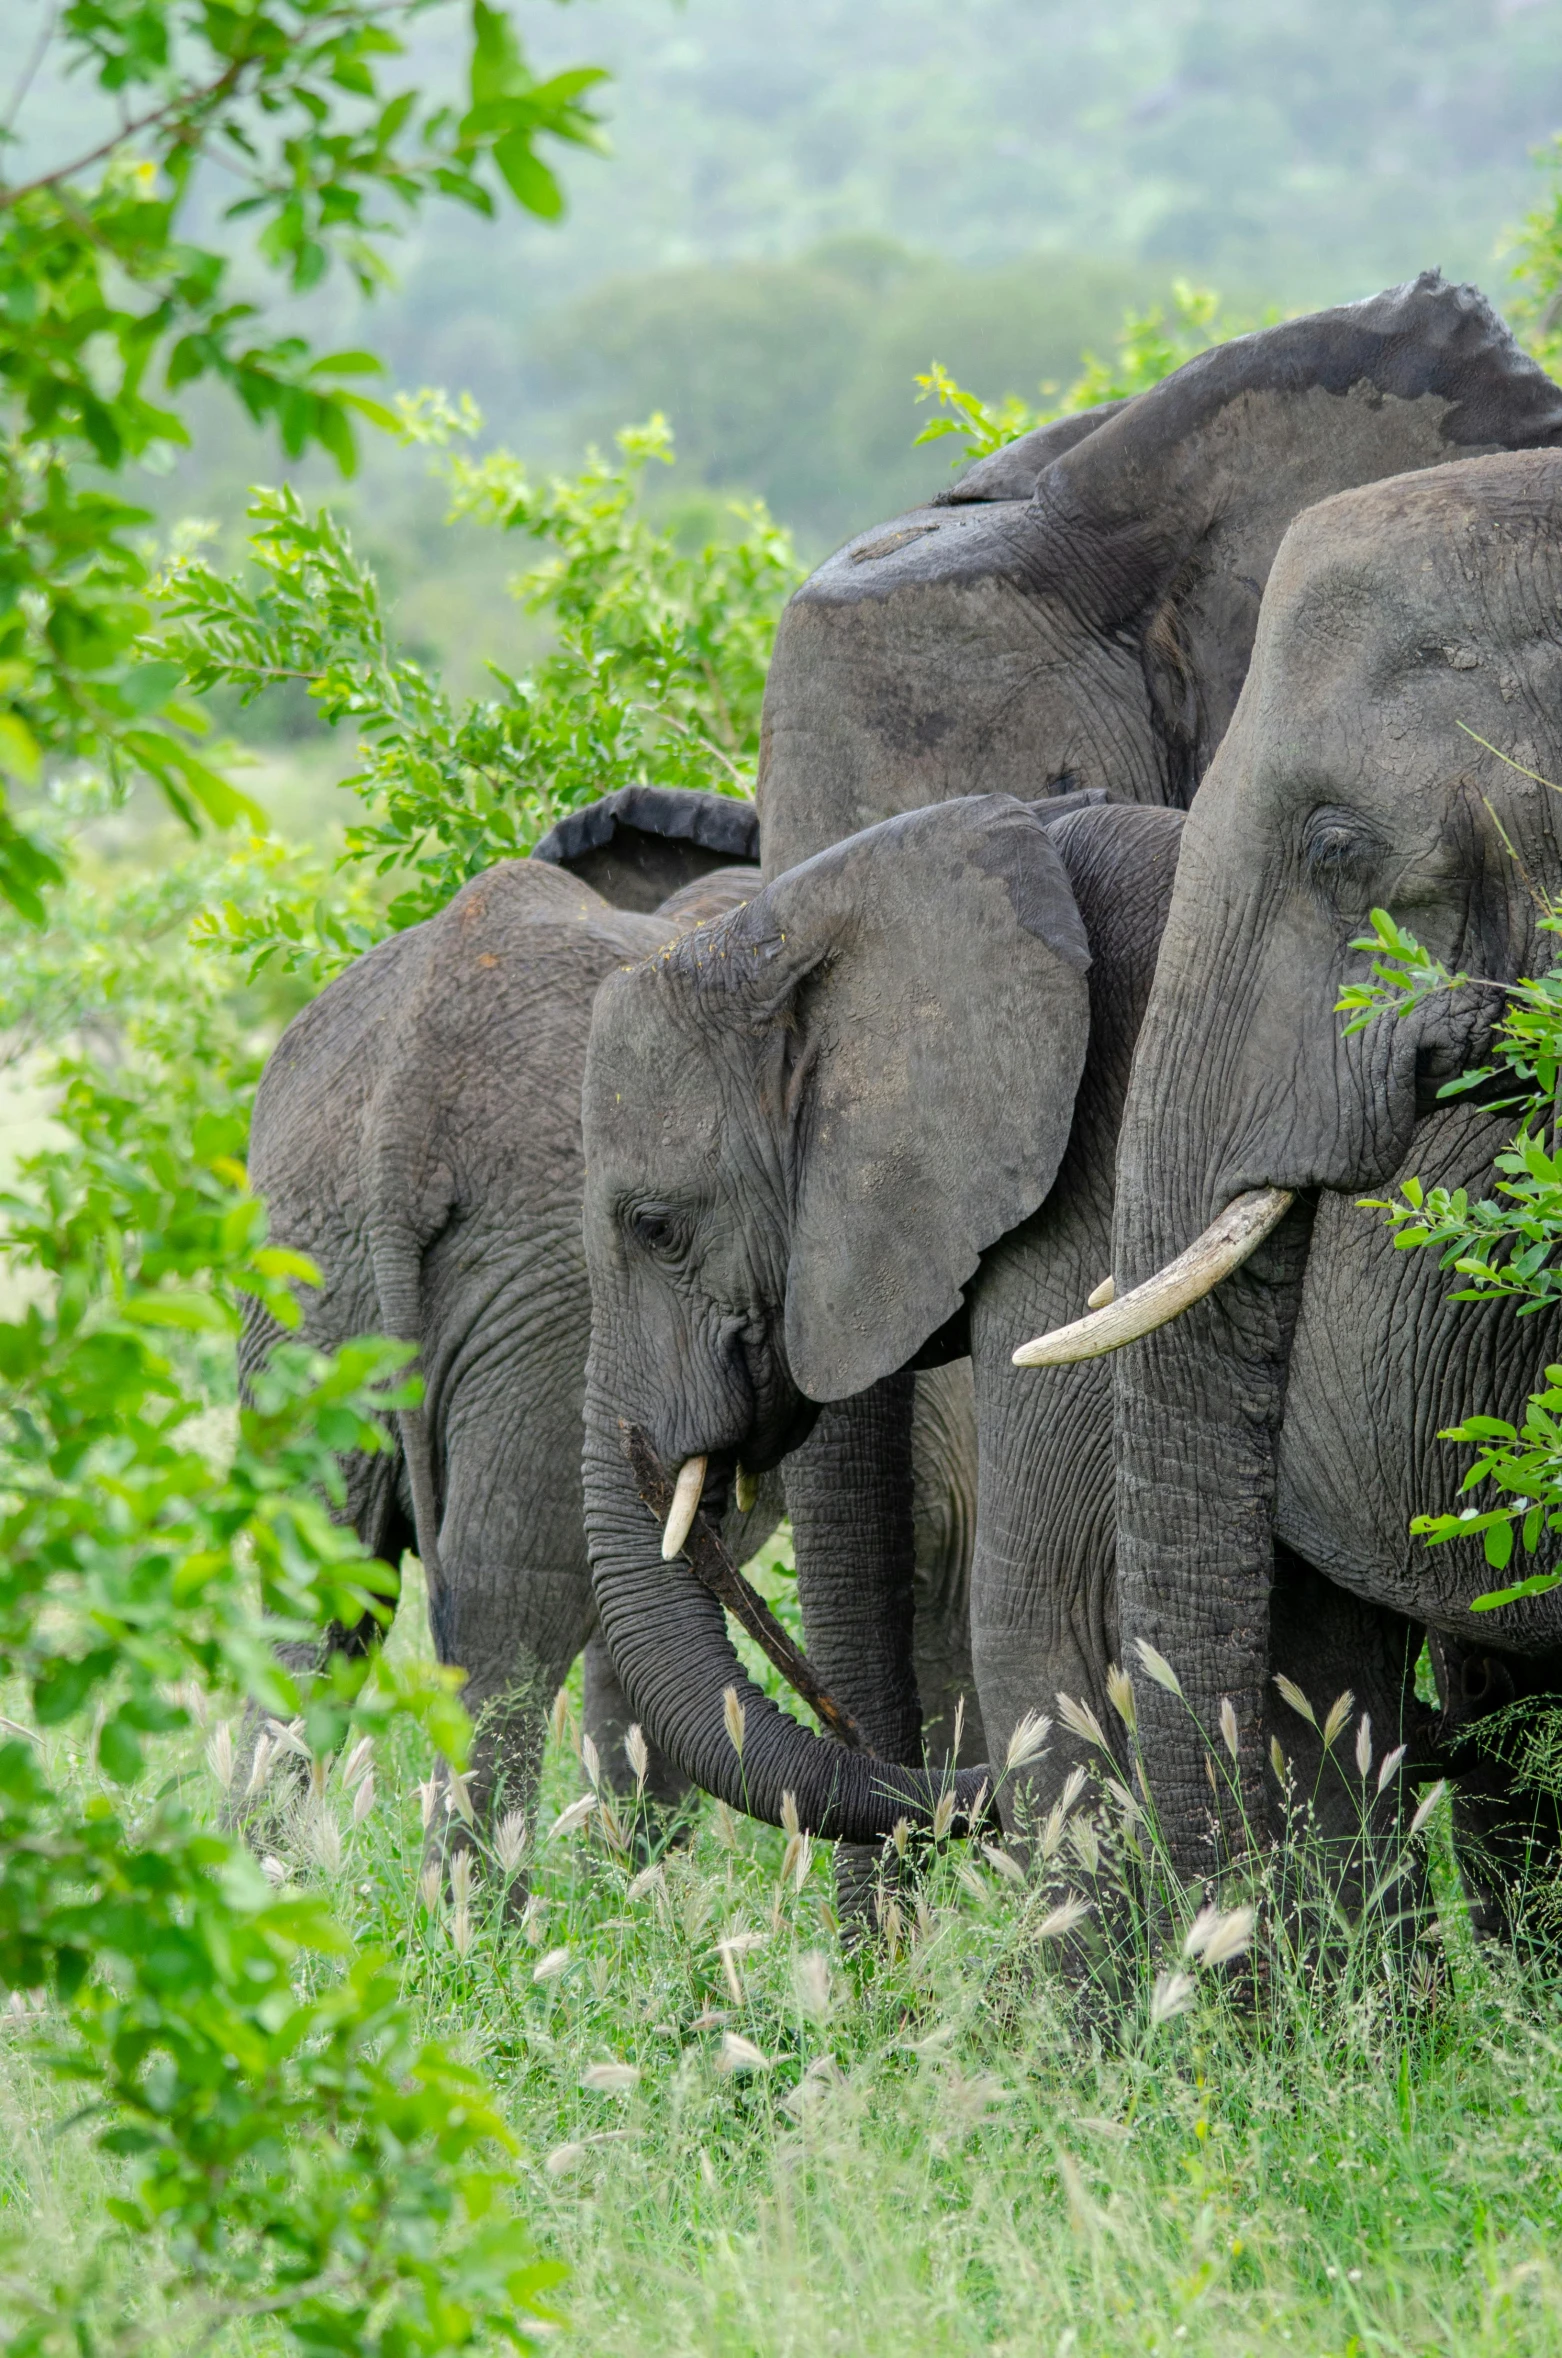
[{"x1": 0, "y1": 0, "x2": 607, "y2": 920}]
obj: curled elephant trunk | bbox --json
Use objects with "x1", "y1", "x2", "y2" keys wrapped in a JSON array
[
  {"x1": 583, "y1": 1380, "x2": 988, "y2": 1842},
  {"x1": 1013, "y1": 1187, "x2": 1295, "y2": 1366}
]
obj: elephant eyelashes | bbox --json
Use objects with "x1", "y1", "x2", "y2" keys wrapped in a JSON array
[{"x1": 1301, "y1": 807, "x2": 1384, "y2": 915}]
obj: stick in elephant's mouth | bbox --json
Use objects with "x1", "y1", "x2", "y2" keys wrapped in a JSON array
[
  {"x1": 619, "y1": 1422, "x2": 865, "y2": 1750},
  {"x1": 1011, "y1": 1186, "x2": 1296, "y2": 1368}
]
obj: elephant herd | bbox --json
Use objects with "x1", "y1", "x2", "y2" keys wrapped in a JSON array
[{"x1": 246, "y1": 269, "x2": 1562, "y2": 1943}]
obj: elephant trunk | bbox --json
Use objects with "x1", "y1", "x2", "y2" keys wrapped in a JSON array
[
  {"x1": 1108, "y1": 930, "x2": 1321, "y2": 1876},
  {"x1": 583, "y1": 1378, "x2": 986, "y2": 1841},
  {"x1": 1112, "y1": 1217, "x2": 1315, "y2": 1877}
]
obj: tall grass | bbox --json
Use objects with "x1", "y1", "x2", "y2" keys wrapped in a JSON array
[{"x1": 5, "y1": 1564, "x2": 1562, "y2": 2355}]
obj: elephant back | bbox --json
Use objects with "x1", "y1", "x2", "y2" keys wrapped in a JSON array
[{"x1": 757, "y1": 270, "x2": 1562, "y2": 876}]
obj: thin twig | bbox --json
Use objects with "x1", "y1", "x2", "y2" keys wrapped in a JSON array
[
  {"x1": 621, "y1": 1422, "x2": 863, "y2": 1749},
  {"x1": 0, "y1": 58, "x2": 247, "y2": 208},
  {"x1": 1, "y1": 2, "x2": 62, "y2": 141},
  {"x1": 626, "y1": 702, "x2": 746, "y2": 785}
]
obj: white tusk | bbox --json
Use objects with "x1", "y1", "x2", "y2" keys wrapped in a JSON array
[
  {"x1": 1012, "y1": 1188, "x2": 1296, "y2": 1368},
  {"x1": 661, "y1": 1454, "x2": 709, "y2": 1559},
  {"x1": 734, "y1": 1465, "x2": 758, "y2": 1514},
  {"x1": 1086, "y1": 1276, "x2": 1115, "y2": 1310}
]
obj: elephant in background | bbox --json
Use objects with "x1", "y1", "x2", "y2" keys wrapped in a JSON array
[
  {"x1": 757, "y1": 271, "x2": 1562, "y2": 877},
  {"x1": 241, "y1": 788, "x2": 787, "y2": 1857},
  {"x1": 1042, "y1": 451, "x2": 1562, "y2": 1925},
  {"x1": 747, "y1": 272, "x2": 1562, "y2": 1852},
  {"x1": 579, "y1": 793, "x2": 1421, "y2": 1872}
]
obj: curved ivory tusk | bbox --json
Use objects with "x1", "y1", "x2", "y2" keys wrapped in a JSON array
[
  {"x1": 1012, "y1": 1187, "x2": 1296, "y2": 1368},
  {"x1": 661, "y1": 1453, "x2": 709, "y2": 1559},
  {"x1": 1087, "y1": 1276, "x2": 1116, "y2": 1310},
  {"x1": 734, "y1": 1464, "x2": 759, "y2": 1514}
]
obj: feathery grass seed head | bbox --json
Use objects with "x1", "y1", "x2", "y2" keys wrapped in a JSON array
[
  {"x1": 1134, "y1": 1640, "x2": 1183, "y2": 1698},
  {"x1": 1106, "y1": 1664, "x2": 1137, "y2": 1732},
  {"x1": 1322, "y1": 1689, "x2": 1356, "y2": 1747},
  {"x1": 1004, "y1": 1709, "x2": 1052, "y2": 1774}
]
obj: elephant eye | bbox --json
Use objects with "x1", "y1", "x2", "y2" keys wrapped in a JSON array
[
  {"x1": 628, "y1": 1203, "x2": 684, "y2": 1258},
  {"x1": 1302, "y1": 806, "x2": 1383, "y2": 913}
]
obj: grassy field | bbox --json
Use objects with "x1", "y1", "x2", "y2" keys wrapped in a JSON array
[{"x1": 5, "y1": 1550, "x2": 1562, "y2": 2358}]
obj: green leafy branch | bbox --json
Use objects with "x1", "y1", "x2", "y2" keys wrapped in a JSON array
[
  {"x1": 1343, "y1": 892, "x2": 1562, "y2": 1608},
  {"x1": 0, "y1": 0, "x2": 607, "y2": 922},
  {"x1": 912, "y1": 280, "x2": 1238, "y2": 462},
  {"x1": 157, "y1": 415, "x2": 802, "y2": 971}
]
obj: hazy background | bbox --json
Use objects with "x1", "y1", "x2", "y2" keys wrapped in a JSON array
[{"x1": 11, "y1": 0, "x2": 1562, "y2": 714}]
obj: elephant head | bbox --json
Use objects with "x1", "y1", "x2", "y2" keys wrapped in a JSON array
[
  {"x1": 580, "y1": 795, "x2": 1092, "y2": 1838},
  {"x1": 1023, "y1": 450, "x2": 1562, "y2": 1872},
  {"x1": 757, "y1": 273, "x2": 1562, "y2": 879}
]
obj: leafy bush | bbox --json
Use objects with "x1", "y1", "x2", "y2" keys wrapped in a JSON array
[
  {"x1": 1342, "y1": 903, "x2": 1562, "y2": 1610},
  {"x1": 0, "y1": 0, "x2": 604, "y2": 920},
  {"x1": 159, "y1": 411, "x2": 802, "y2": 973},
  {"x1": 0, "y1": 846, "x2": 564, "y2": 2347},
  {"x1": 0, "y1": 0, "x2": 612, "y2": 2338}
]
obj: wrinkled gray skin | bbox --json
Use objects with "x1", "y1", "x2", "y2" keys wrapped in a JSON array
[
  {"x1": 1113, "y1": 451, "x2": 1562, "y2": 1922},
  {"x1": 240, "y1": 839, "x2": 789, "y2": 1865},
  {"x1": 581, "y1": 793, "x2": 1424, "y2": 1872},
  {"x1": 752, "y1": 271, "x2": 1562, "y2": 1875},
  {"x1": 758, "y1": 274, "x2": 1562, "y2": 878}
]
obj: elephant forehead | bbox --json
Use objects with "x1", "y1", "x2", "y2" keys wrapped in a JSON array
[
  {"x1": 1252, "y1": 506, "x2": 1562, "y2": 728},
  {"x1": 586, "y1": 979, "x2": 710, "y2": 1120}
]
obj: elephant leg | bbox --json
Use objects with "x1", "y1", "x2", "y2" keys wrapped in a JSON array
[
  {"x1": 1427, "y1": 1635, "x2": 1562, "y2": 1948},
  {"x1": 783, "y1": 1370, "x2": 923, "y2": 1929},
  {"x1": 909, "y1": 1360, "x2": 986, "y2": 1768},
  {"x1": 582, "y1": 1621, "x2": 693, "y2": 1814},
  {"x1": 226, "y1": 1439, "x2": 410, "y2": 1828},
  {"x1": 1264, "y1": 1551, "x2": 1428, "y2": 1939},
  {"x1": 426, "y1": 1364, "x2": 597, "y2": 1910},
  {"x1": 967, "y1": 1210, "x2": 1124, "y2": 1844}
]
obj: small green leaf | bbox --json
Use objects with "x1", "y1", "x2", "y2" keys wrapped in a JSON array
[
  {"x1": 123, "y1": 1292, "x2": 234, "y2": 1333},
  {"x1": 121, "y1": 661, "x2": 185, "y2": 714}
]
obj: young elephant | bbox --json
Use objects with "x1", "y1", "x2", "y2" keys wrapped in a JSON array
[
  {"x1": 1022, "y1": 452, "x2": 1562, "y2": 1921},
  {"x1": 581, "y1": 794, "x2": 1422, "y2": 1862},
  {"x1": 241, "y1": 788, "x2": 781, "y2": 1850}
]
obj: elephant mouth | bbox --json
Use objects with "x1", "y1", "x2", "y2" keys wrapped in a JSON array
[
  {"x1": 1010, "y1": 1184, "x2": 1296, "y2": 1367},
  {"x1": 657, "y1": 1446, "x2": 771, "y2": 1556}
]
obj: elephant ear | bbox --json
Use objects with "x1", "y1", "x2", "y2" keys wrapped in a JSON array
[
  {"x1": 1040, "y1": 269, "x2": 1562, "y2": 787},
  {"x1": 533, "y1": 784, "x2": 759, "y2": 913},
  {"x1": 725, "y1": 796, "x2": 1091, "y2": 1402},
  {"x1": 930, "y1": 396, "x2": 1137, "y2": 505}
]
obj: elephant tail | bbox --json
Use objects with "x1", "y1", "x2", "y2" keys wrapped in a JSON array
[{"x1": 367, "y1": 1211, "x2": 445, "y2": 1610}]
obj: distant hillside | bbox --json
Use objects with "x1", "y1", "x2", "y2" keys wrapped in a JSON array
[{"x1": 10, "y1": 0, "x2": 1559, "y2": 692}]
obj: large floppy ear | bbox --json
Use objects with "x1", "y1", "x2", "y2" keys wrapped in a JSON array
[
  {"x1": 533, "y1": 784, "x2": 759, "y2": 912},
  {"x1": 732, "y1": 796, "x2": 1091, "y2": 1402},
  {"x1": 1040, "y1": 269, "x2": 1562, "y2": 781}
]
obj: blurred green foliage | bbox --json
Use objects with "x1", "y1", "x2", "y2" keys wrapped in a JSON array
[
  {"x1": 0, "y1": 0, "x2": 608, "y2": 2340},
  {"x1": 531, "y1": 243, "x2": 1170, "y2": 543},
  {"x1": 160, "y1": 410, "x2": 801, "y2": 974},
  {"x1": 0, "y1": 0, "x2": 605, "y2": 919},
  {"x1": 1510, "y1": 132, "x2": 1562, "y2": 377}
]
